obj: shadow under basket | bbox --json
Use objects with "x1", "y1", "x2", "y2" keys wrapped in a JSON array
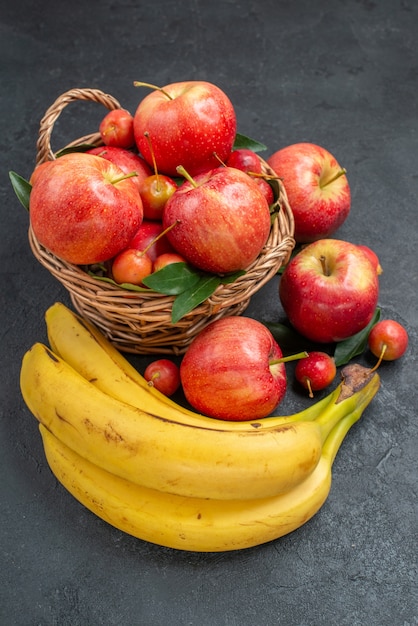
[{"x1": 30, "y1": 87, "x2": 296, "y2": 355}]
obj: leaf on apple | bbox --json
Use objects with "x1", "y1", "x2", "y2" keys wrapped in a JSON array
[
  {"x1": 233, "y1": 133, "x2": 268, "y2": 153},
  {"x1": 9, "y1": 171, "x2": 31, "y2": 211},
  {"x1": 333, "y1": 307, "x2": 381, "y2": 367}
]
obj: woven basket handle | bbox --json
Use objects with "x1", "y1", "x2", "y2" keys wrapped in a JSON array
[{"x1": 35, "y1": 88, "x2": 122, "y2": 166}]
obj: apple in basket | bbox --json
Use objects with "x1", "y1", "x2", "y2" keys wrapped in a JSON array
[
  {"x1": 133, "y1": 80, "x2": 237, "y2": 177},
  {"x1": 29, "y1": 152, "x2": 143, "y2": 265},
  {"x1": 267, "y1": 143, "x2": 350, "y2": 243},
  {"x1": 162, "y1": 166, "x2": 271, "y2": 274}
]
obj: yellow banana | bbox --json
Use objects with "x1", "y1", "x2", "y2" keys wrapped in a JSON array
[
  {"x1": 39, "y1": 399, "x2": 373, "y2": 552},
  {"x1": 20, "y1": 341, "x2": 380, "y2": 500},
  {"x1": 45, "y1": 302, "x2": 335, "y2": 430}
]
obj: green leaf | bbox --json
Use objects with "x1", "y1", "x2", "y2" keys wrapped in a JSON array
[
  {"x1": 264, "y1": 322, "x2": 317, "y2": 356},
  {"x1": 233, "y1": 133, "x2": 268, "y2": 153},
  {"x1": 171, "y1": 275, "x2": 221, "y2": 323},
  {"x1": 55, "y1": 143, "x2": 98, "y2": 157},
  {"x1": 142, "y1": 262, "x2": 201, "y2": 295},
  {"x1": 334, "y1": 307, "x2": 381, "y2": 367},
  {"x1": 220, "y1": 270, "x2": 246, "y2": 285},
  {"x1": 9, "y1": 171, "x2": 31, "y2": 211},
  {"x1": 88, "y1": 273, "x2": 150, "y2": 291}
]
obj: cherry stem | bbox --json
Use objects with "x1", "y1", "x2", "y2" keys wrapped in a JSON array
[
  {"x1": 133, "y1": 81, "x2": 173, "y2": 100},
  {"x1": 110, "y1": 171, "x2": 138, "y2": 185},
  {"x1": 370, "y1": 344, "x2": 387, "y2": 372},
  {"x1": 176, "y1": 165, "x2": 198, "y2": 188},
  {"x1": 269, "y1": 351, "x2": 308, "y2": 366},
  {"x1": 320, "y1": 255, "x2": 330, "y2": 276},
  {"x1": 320, "y1": 168, "x2": 346, "y2": 189},
  {"x1": 144, "y1": 131, "x2": 161, "y2": 190},
  {"x1": 307, "y1": 378, "x2": 314, "y2": 399},
  {"x1": 141, "y1": 220, "x2": 180, "y2": 256}
]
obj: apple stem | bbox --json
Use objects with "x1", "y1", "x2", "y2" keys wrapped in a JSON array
[
  {"x1": 213, "y1": 152, "x2": 227, "y2": 167},
  {"x1": 370, "y1": 344, "x2": 387, "y2": 372},
  {"x1": 110, "y1": 171, "x2": 138, "y2": 185},
  {"x1": 320, "y1": 255, "x2": 331, "y2": 276},
  {"x1": 320, "y1": 168, "x2": 347, "y2": 189},
  {"x1": 269, "y1": 351, "x2": 308, "y2": 366},
  {"x1": 133, "y1": 81, "x2": 173, "y2": 100},
  {"x1": 176, "y1": 165, "x2": 198, "y2": 188},
  {"x1": 141, "y1": 220, "x2": 180, "y2": 256}
]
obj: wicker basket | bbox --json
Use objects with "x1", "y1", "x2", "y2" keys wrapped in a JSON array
[{"x1": 30, "y1": 87, "x2": 295, "y2": 355}]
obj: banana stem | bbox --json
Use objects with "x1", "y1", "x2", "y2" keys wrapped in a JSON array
[
  {"x1": 322, "y1": 404, "x2": 364, "y2": 466},
  {"x1": 315, "y1": 367, "x2": 380, "y2": 443}
]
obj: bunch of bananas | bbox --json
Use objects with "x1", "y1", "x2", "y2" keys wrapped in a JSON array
[{"x1": 19, "y1": 303, "x2": 380, "y2": 552}]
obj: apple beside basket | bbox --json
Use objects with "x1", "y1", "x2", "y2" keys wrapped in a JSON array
[{"x1": 29, "y1": 88, "x2": 296, "y2": 355}]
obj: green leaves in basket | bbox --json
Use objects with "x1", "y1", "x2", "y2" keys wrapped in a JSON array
[
  {"x1": 233, "y1": 133, "x2": 268, "y2": 153},
  {"x1": 333, "y1": 307, "x2": 381, "y2": 367},
  {"x1": 142, "y1": 262, "x2": 245, "y2": 324},
  {"x1": 9, "y1": 172, "x2": 31, "y2": 211},
  {"x1": 55, "y1": 143, "x2": 98, "y2": 158}
]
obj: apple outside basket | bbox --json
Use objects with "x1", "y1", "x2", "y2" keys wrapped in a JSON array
[{"x1": 29, "y1": 87, "x2": 296, "y2": 355}]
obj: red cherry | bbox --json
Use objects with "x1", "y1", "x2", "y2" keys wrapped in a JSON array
[
  {"x1": 153, "y1": 252, "x2": 187, "y2": 273},
  {"x1": 144, "y1": 359, "x2": 181, "y2": 396},
  {"x1": 368, "y1": 319, "x2": 409, "y2": 363},
  {"x1": 138, "y1": 174, "x2": 177, "y2": 221},
  {"x1": 111, "y1": 248, "x2": 153, "y2": 286},
  {"x1": 295, "y1": 351, "x2": 337, "y2": 398}
]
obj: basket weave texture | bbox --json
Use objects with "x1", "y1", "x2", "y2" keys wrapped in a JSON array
[{"x1": 30, "y1": 88, "x2": 295, "y2": 355}]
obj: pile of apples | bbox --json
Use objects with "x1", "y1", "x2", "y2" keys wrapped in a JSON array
[
  {"x1": 26, "y1": 79, "x2": 409, "y2": 420},
  {"x1": 29, "y1": 80, "x2": 276, "y2": 285}
]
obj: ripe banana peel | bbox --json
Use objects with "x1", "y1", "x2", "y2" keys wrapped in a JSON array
[
  {"x1": 39, "y1": 400, "x2": 372, "y2": 552},
  {"x1": 20, "y1": 340, "x2": 379, "y2": 501}
]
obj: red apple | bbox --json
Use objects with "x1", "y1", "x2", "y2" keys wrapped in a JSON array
[
  {"x1": 99, "y1": 109, "x2": 135, "y2": 149},
  {"x1": 127, "y1": 220, "x2": 175, "y2": 263},
  {"x1": 180, "y1": 317, "x2": 287, "y2": 421},
  {"x1": 133, "y1": 80, "x2": 237, "y2": 176},
  {"x1": 29, "y1": 152, "x2": 143, "y2": 265},
  {"x1": 87, "y1": 146, "x2": 152, "y2": 191},
  {"x1": 226, "y1": 149, "x2": 263, "y2": 174},
  {"x1": 279, "y1": 239, "x2": 379, "y2": 343},
  {"x1": 162, "y1": 166, "x2": 271, "y2": 274},
  {"x1": 267, "y1": 143, "x2": 351, "y2": 243}
]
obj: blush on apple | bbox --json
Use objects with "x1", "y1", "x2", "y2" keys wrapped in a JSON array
[
  {"x1": 133, "y1": 80, "x2": 237, "y2": 177},
  {"x1": 279, "y1": 238, "x2": 379, "y2": 343},
  {"x1": 162, "y1": 166, "x2": 271, "y2": 274},
  {"x1": 180, "y1": 317, "x2": 287, "y2": 421},
  {"x1": 267, "y1": 143, "x2": 351, "y2": 243},
  {"x1": 29, "y1": 152, "x2": 143, "y2": 265}
]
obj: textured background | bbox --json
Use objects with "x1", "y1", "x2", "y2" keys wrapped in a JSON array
[{"x1": 1, "y1": 1, "x2": 417, "y2": 624}]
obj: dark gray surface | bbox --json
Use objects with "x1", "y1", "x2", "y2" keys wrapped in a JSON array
[{"x1": 1, "y1": 1, "x2": 417, "y2": 624}]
